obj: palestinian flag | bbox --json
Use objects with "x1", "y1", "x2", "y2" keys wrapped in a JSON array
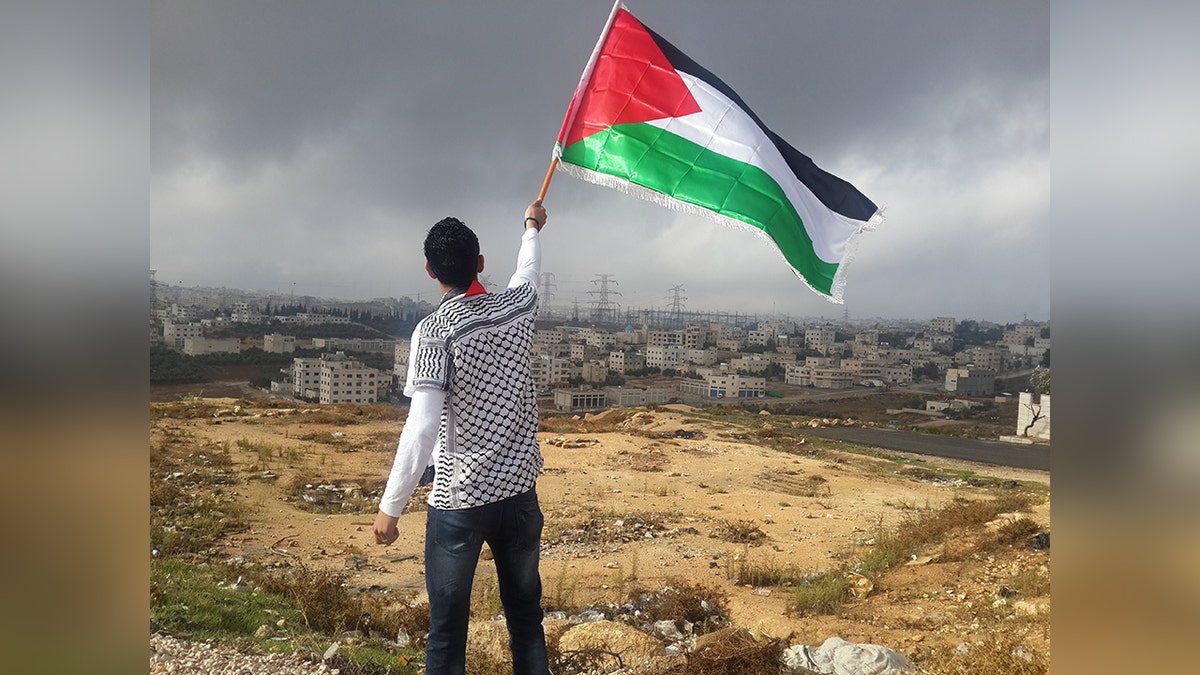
[{"x1": 553, "y1": 2, "x2": 882, "y2": 303}]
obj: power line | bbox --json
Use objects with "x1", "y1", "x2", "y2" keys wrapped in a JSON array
[
  {"x1": 587, "y1": 274, "x2": 621, "y2": 324},
  {"x1": 666, "y1": 285, "x2": 687, "y2": 328}
]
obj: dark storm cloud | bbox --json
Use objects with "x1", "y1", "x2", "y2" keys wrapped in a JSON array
[{"x1": 152, "y1": 0, "x2": 1049, "y2": 321}]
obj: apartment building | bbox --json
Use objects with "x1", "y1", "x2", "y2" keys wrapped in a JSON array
[
  {"x1": 729, "y1": 354, "x2": 771, "y2": 373},
  {"x1": 646, "y1": 344, "x2": 687, "y2": 369},
  {"x1": 647, "y1": 330, "x2": 683, "y2": 347},
  {"x1": 608, "y1": 350, "x2": 646, "y2": 374},
  {"x1": 584, "y1": 331, "x2": 617, "y2": 350},
  {"x1": 312, "y1": 337, "x2": 397, "y2": 353},
  {"x1": 929, "y1": 317, "x2": 956, "y2": 334},
  {"x1": 163, "y1": 321, "x2": 203, "y2": 348},
  {"x1": 785, "y1": 363, "x2": 811, "y2": 386},
  {"x1": 855, "y1": 330, "x2": 879, "y2": 346},
  {"x1": 276, "y1": 313, "x2": 353, "y2": 326},
  {"x1": 1002, "y1": 331, "x2": 1030, "y2": 347},
  {"x1": 317, "y1": 352, "x2": 385, "y2": 404},
  {"x1": 805, "y1": 355, "x2": 840, "y2": 369},
  {"x1": 570, "y1": 342, "x2": 603, "y2": 362},
  {"x1": 945, "y1": 367, "x2": 995, "y2": 397},
  {"x1": 581, "y1": 359, "x2": 610, "y2": 383},
  {"x1": 1014, "y1": 323, "x2": 1042, "y2": 340},
  {"x1": 811, "y1": 367, "x2": 854, "y2": 389},
  {"x1": 231, "y1": 302, "x2": 263, "y2": 323},
  {"x1": 804, "y1": 326, "x2": 836, "y2": 351},
  {"x1": 683, "y1": 324, "x2": 712, "y2": 349},
  {"x1": 957, "y1": 346, "x2": 1004, "y2": 372},
  {"x1": 182, "y1": 337, "x2": 240, "y2": 356},
  {"x1": 263, "y1": 333, "x2": 296, "y2": 354},
  {"x1": 715, "y1": 338, "x2": 742, "y2": 352},
  {"x1": 678, "y1": 373, "x2": 765, "y2": 399},
  {"x1": 882, "y1": 363, "x2": 914, "y2": 385},
  {"x1": 292, "y1": 357, "x2": 324, "y2": 398},
  {"x1": 531, "y1": 355, "x2": 580, "y2": 389},
  {"x1": 393, "y1": 339, "x2": 412, "y2": 379}
]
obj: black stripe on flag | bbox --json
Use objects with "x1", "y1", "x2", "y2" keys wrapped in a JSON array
[{"x1": 641, "y1": 21, "x2": 879, "y2": 223}]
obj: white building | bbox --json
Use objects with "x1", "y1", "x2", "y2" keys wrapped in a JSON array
[
  {"x1": 729, "y1": 354, "x2": 771, "y2": 374},
  {"x1": 182, "y1": 337, "x2": 241, "y2": 356},
  {"x1": 785, "y1": 363, "x2": 811, "y2": 386},
  {"x1": 929, "y1": 317, "x2": 956, "y2": 334},
  {"x1": 163, "y1": 321, "x2": 203, "y2": 348},
  {"x1": 1017, "y1": 392, "x2": 1051, "y2": 440},
  {"x1": 678, "y1": 373, "x2": 765, "y2": 399},
  {"x1": 292, "y1": 357, "x2": 324, "y2": 398},
  {"x1": 231, "y1": 302, "x2": 263, "y2": 324},
  {"x1": 604, "y1": 386, "x2": 672, "y2": 408},
  {"x1": 312, "y1": 337, "x2": 397, "y2": 353},
  {"x1": 608, "y1": 350, "x2": 646, "y2": 374},
  {"x1": 804, "y1": 326, "x2": 836, "y2": 351},
  {"x1": 646, "y1": 344, "x2": 687, "y2": 369},
  {"x1": 263, "y1": 333, "x2": 296, "y2": 354},
  {"x1": 647, "y1": 330, "x2": 683, "y2": 347},
  {"x1": 316, "y1": 352, "x2": 385, "y2": 404},
  {"x1": 553, "y1": 388, "x2": 608, "y2": 412},
  {"x1": 811, "y1": 367, "x2": 854, "y2": 389},
  {"x1": 531, "y1": 355, "x2": 580, "y2": 389},
  {"x1": 393, "y1": 339, "x2": 412, "y2": 379}
]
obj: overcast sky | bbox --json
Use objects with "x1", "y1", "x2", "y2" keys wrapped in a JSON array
[{"x1": 150, "y1": 0, "x2": 1049, "y2": 323}]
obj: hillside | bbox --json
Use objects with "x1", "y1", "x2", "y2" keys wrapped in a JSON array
[{"x1": 150, "y1": 399, "x2": 1049, "y2": 673}]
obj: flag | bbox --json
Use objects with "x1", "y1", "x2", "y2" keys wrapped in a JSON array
[{"x1": 553, "y1": 2, "x2": 882, "y2": 303}]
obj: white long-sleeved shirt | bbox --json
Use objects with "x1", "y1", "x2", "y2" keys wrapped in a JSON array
[{"x1": 378, "y1": 228, "x2": 540, "y2": 516}]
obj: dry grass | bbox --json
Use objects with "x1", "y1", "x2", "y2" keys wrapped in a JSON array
[
  {"x1": 150, "y1": 439, "x2": 248, "y2": 556},
  {"x1": 929, "y1": 634, "x2": 1048, "y2": 674},
  {"x1": 859, "y1": 493, "x2": 1036, "y2": 579},
  {"x1": 754, "y1": 470, "x2": 830, "y2": 498},
  {"x1": 611, "y1": 449, "x2": 670, "y2": 472},
  {"x1": 683, "y1": 627, "x2": 786, "y2": 675},
  {"x1": 714, "y1": 519, "x2": 767, "y2": 545},
  {"x1": 250, "y1": 563, "x2": 429, "y2": 641},
  {"x1": 626, "y1": 580, "x2": 731, "y2": 635}
]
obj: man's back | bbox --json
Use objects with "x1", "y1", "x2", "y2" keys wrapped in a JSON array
[{"x1": 415, "y1": 282, "x2": 542, "y2": 510}]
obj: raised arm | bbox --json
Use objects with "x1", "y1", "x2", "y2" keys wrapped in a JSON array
[{"x1": 509, "y1": 200, "x2": 547, "y2": 289}]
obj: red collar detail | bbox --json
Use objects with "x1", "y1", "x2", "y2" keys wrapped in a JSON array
[{"x1": 464, "y1": 280, "x2": 488, "y2": 297}]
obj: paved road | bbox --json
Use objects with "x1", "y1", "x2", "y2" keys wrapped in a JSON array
[{"x1": 802, "y1": 427, "x2": 1050, "y2": 472}]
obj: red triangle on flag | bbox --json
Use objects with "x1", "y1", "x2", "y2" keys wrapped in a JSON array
[{"x1": 561, "y1": 9, "x2": 702, "y2": 148}]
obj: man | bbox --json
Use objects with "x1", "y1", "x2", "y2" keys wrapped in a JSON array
[{"x1": 373, "y1": 200, "x2": 550, "y2": 675}]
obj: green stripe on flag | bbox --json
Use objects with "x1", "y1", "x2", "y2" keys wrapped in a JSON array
[{"x1": 562, "y1": 123, "x2": 840, "y2": 295}]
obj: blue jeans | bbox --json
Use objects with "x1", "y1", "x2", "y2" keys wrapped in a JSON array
[{"x1": 423, "y1": 488, "x2": 549, "y2": 675}]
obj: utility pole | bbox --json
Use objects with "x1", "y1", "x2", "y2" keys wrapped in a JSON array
[
  {"x1": 587, "y1": 274, "x2": 621, "y2": 325},
  {"x1": 538, "y1": 272, "x2": 557, "y2": 317},
  {"x1": 666, "y1": 285, "x2": 687, "y2": 329}
]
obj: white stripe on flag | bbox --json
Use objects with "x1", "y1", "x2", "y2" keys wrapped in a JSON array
[{"x1": 647, "y1": 71, "x2": 862, "y2": 264}]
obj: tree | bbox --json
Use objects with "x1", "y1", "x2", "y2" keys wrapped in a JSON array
[
  {"x1": 1021, "y1": 366, "x2": 1050, "y2": 437},
  {"x1": 1029, "y1": 366, "x2": 1050, "y2": 395},
  {"x1": 913, "y1": 363, "x2": 940, "y2": 381}
]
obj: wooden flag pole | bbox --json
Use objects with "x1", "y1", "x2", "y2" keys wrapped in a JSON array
[{"x1": 537, "y1": 157, "x2": 559, "y2": 201}]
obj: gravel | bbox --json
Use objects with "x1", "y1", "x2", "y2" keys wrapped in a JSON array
[{"x1": 150, "y1": 633, "x2": 338, "y2": 675}]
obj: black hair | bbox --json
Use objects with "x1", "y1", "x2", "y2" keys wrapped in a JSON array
[{"x1": 424, "y1": 217, "x2": 479, "y2": 288}]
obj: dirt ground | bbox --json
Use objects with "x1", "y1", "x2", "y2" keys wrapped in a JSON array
[{"x1": 150, "y1": 393, "x2": 1050, "y2": 668}]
